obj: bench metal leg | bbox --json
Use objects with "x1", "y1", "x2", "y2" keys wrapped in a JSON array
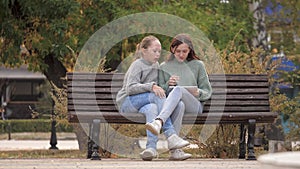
[
  {"x1": 90, "y1": 119, "x2": 101, "y2": 160},
  {"x1": 87, "y1": 123, "x2": 93, "y2": 159},
  {"x1": 239, "y1": 124, "x2": 246, "y2": 159},
  {"x1": 247, "y1": 119, "x2": 256, "y2": 160}
]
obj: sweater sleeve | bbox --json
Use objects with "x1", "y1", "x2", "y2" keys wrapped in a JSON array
[
  {"x1": 197, "y1": 61, "x2": 212, "y2": 101},
  {"x1": 125, "y1": 61, "x2": 155, "y2": 95},
  {"x1": 158, "y1": 63, "x2": 170, "y2": 92}
]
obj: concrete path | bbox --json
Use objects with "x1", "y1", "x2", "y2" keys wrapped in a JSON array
[
  {"x1": 0, "y1": 138, "x2": 188, "y2": 150},
  {"x1": 0, "y1": 140, "x2": 79, "y2": 151},
  {"x1": 2, "y1": 139, "x2": 298, "y2": 169},
  {"x1": 0, "y1": 158, "x2": 262, "y2": 169},
  {"x1": 0, "y1": 139, "x2": 264, "y2": 169},
  {"x1": 258, "y1": 151, "x2": 300, "y2": 169}
]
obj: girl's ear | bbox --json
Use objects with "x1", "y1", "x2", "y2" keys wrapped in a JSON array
[
  {"x1": 170, "y1": 47, "x2": 175, "y2": 54},
  {"x1": 141, "y1": 47, "x2": 146, "y2": 55}
]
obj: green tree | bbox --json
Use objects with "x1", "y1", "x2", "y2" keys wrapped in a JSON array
[
  {"x1": 1, "y1": 0, "x2": 260, "y2": 76},
  {"x1": 3, "y1": 0, "x2": 292, "y2": 152},
  {"x1": 262, "y1": 0, "x2": 300, "y2": 141},
  {"x1": 0, "y1": 0, "x2": 257, "y2": 152}
]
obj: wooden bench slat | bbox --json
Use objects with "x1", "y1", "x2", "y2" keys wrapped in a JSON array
[
  {"x1": 67, "y1": 99, "x2": 270, "y2": 106},
  {"x1": 68, "y1": 111, "x2": 276, "y2": 124},
  {"x1": 210, "y1": 75, "x2": 268, "y2": 82},
  {"x1": 67, "y1": 87, "x2": 269, "y2": 94},
  {"x1": 68, "y1": 105, "x2": 270, "y2": 112},
  {"x1": 67, "y1": 73, "x2": 125, "y2": 80},
  {"x1": 67, "y1": 73, "x2": 269, "y2": 82},
  {"x1": 67, "y1": 93, "x2": 115, "y2": 99},
  {"x1": 67, "y1": 93, "x2": 270, "y2": 100},
  {"x1": 211, "y1": 82, "x2": 269, "y2": 87},
  {"x1": 211, "y1": 95, "x2": 269, "y2": 100},
  {"x1": 67, "y1": 81, "x2": 123, "y2": 87},
  {"x1": 213, "y1": 88, "x2": 269, "y2": 94},
  {"x1": 67, "y1": 81, "x2": 269, "y2": 88},
  {"x1": 67, "y1": 88, "x2": 270, "y2": 93}
]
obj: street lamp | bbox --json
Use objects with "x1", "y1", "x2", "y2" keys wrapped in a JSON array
[{"x1": 49, "y1": 91, "x2": 58, "y2": 150}]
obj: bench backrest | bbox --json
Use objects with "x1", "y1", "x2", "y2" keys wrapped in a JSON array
[{"x1": 67, "y1": 73, "x2": 276, "y2": 124}]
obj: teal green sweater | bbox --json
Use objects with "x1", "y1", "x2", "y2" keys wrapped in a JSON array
[{"x1": 158, "y1": 59, "x2": 212, "y2": 101}]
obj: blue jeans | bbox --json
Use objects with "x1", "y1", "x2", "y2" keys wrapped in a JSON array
[
  {"x1": 120, "y1": 92, "x2": 183, "y2": 149},
  {"x1": 157, "y1": 86, "x2": 204, "y2": 132}
]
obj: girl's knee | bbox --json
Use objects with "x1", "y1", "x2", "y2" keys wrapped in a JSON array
[
  {"x1": 178, "y1": 101, "x2": 185, "y2": 109},
  {"x1": 173, "y1": 86, "x2": 184, "y2": 92},
  {"x1": 140, "y1": 103, "x2": 158, "y2": 115}
]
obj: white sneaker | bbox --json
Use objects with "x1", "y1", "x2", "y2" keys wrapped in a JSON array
[
  {"x1": 145, "y1": 120, "x2": 162, "y2": 135},
  {"x1": 140, "y1": 148, "x2": 158, "y2": 161},
  {"x1": 169, "y1": 149, "x2": 192, "y2": 161},
  {"x1": 167, "y1": 134, "x2": 190, "y2": 150}
]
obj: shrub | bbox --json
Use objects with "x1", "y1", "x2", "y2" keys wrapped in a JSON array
[{"x1": 0, "y1": 119, "x2": 73, "y2": 133}]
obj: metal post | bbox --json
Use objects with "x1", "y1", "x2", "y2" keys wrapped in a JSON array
[
  {"x1": 247, "y1": 119, "x2": 256, "y2": 160},
  {"x1": 7, "y1": 122, "x2": 11, "y2": 140},
  {"x1": 49, "y1": 96, "x2": 58, "y2": 150},
  {"x1": 91, "y1": 119, "x2": 101, "y2": 160}
]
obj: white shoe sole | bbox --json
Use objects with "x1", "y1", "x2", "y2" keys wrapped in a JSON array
[
  {"x1": 145, "y1": 123, "x2": 160, "y2": 135},
  {"x1": 169, "y1": 141, "x2": 190, "y2": 150},
  {"x1": 140, "y1": 151, "x2": 156, "y2": 161},
  {"x1": 169, "y1": 154, "x2": 192, "y2": 161}
]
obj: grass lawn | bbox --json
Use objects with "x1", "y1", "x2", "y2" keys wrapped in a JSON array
[{"x1": 0, "y1": 150, "x2": 86, "y2": 159}]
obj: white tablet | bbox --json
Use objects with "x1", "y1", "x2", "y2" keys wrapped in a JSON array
[
  {"x1": 169, "y1": 86, "x2": 198, "y2": 95},
  {"x1": 169, "y1": 86, "x2": 198, "y2": 89}
]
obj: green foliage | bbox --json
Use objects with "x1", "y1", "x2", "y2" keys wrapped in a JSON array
[
  {"x1": 0, "y1": 0, "x2": 257, "y2": 72},
  {"x1": 283, "y1": 95, "x2": 300, "y2": 140},
  {"x1": 0, "y1": 119, "x2": 73, "y2": 133},
  {"x1": 220, "y1": 30, "x2": 270, "y2": 74},
  {"x1": 0, "y1": 0, "x2": 79, "y2": 71},
  {"x1": 264, "y1": 0, "x2": 300, "y2": 141},
  {"x1": 184, "y1": 125, "x2": 239, "y2": 158},
  {"x1": 1, "y1": 0, "x2": 299, "y2": 157},
  {"x1": 270, "y1": 55, "x2": 300, "y2": 141},
  {"x1": 264, "y1": 0, "x2": 300, "y2": 55}
]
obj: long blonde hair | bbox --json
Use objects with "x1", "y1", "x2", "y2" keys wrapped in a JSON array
[{"x1": 135, "y1": 35, "x2": 159, "y2": 59}]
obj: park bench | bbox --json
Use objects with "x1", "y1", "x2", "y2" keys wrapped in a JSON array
[{"x1": 67, "y1": 72, "x2": 277, "y2": 160}]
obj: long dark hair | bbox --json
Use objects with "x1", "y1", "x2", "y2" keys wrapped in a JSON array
[{"x1": 166, "y1": 33, "x2": 200, "y2": 61}]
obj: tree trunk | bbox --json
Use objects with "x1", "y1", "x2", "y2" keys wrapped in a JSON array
[
  {"x1": 43, "y1": 54, "x2": 67, "y2": 88},
  {"x1": 249, "y1": 0, "x2": 268, "y2": 60},
  {"x1": 72, "y1": 123, "x2": 88, "y2": 151},
  {"x1": 43, "y1": 54, "x2": 87, "y2": 151}
]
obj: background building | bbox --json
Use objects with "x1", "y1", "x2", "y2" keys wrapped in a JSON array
[{"x1": 0, "y1": 65, "x2": 46, "y2": 119}]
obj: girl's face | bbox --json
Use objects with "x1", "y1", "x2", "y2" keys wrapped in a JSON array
[
  {"x1": 142, "y1": 40, "x2": 161, "y2": 64},
  {"x1": 172, "y1": 43, "x2": 190, "y2": 62}
]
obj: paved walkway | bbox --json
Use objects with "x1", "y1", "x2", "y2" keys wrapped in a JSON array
[
  {"x1": 0, "y1": 158, "x2": 262, "y2": 169},
  {"x1": 0, "y1": 139, "x2": 265, "y2": 169},
  {"x1": 0, "y1": 140, "x2": 79, "y2": 151},
  {"x1": 2, "y1": 139, "x2": 299, "y2": 169},
  {"x1": 0, "y1": 138, "x2": 191, "y2": 151}
]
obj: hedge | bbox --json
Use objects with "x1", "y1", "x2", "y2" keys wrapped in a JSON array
[{"x1": 0, "y1": 119, "x2": 73, "y2": 133}]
